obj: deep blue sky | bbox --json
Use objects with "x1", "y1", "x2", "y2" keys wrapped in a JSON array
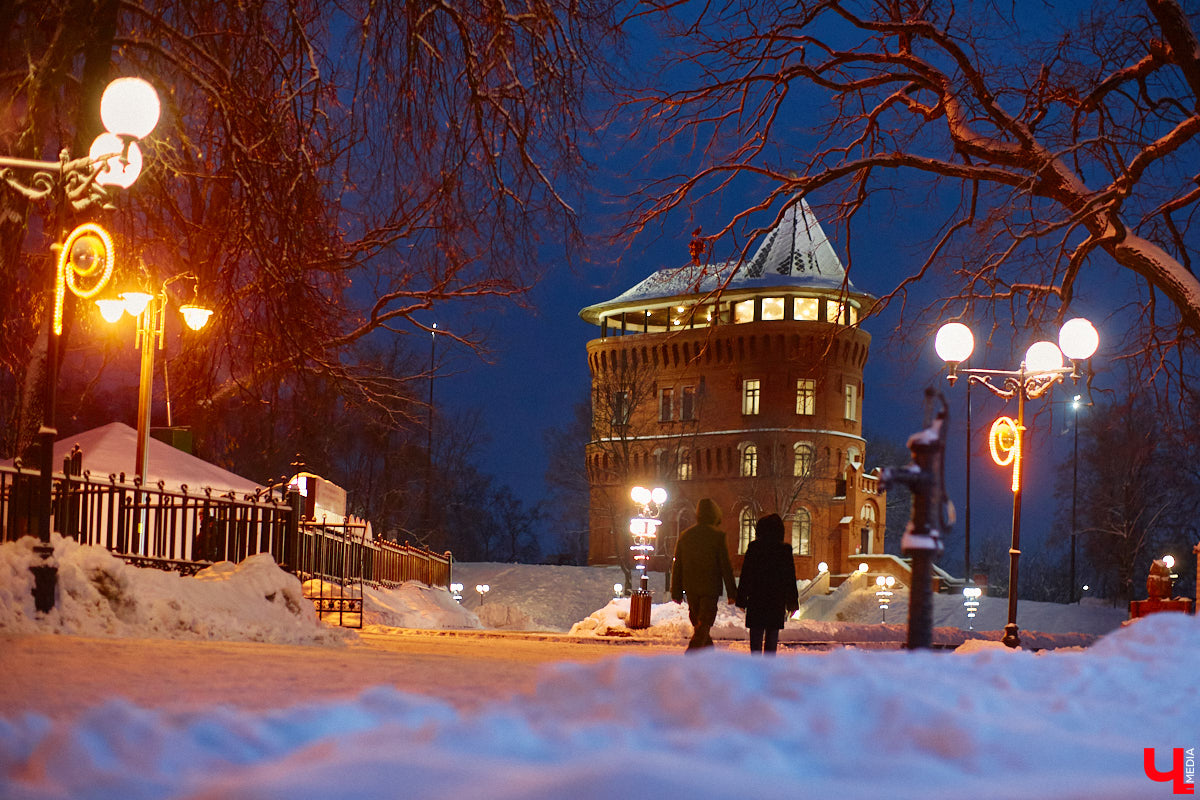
[
  {"x1": 432, "y1": 0, "x2": 1134, "y2": 577},
  {"x1": 434, "y1": 187, "x2": 1117, "y2": 579}
]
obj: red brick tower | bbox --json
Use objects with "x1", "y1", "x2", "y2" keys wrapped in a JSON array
[{"x1": 581, "y1": 199, "x2": 886, "y2": 580}]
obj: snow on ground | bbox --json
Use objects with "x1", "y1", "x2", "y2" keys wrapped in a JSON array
[
  {"x1": 1, "y1": 538, "x2": 1197, "y2": 799},
  {"x1": 0, "y1": 534, "x2": 348, "y2": 645}
]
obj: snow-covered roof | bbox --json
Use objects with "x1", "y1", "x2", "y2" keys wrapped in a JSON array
[
  {"x1": 1, "y1": 421, "x2": 265, "y2": 496},
  {"x1": 581, "y1": 198, "x2": 871, "y2": 324}
]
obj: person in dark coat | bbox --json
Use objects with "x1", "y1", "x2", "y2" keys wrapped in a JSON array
[
  {"x1": 670, "y1": 498, "x2": 737, "y2": 651},
  {"x1": 735, "y1": 513, "x2": 799, "y2": 654}
]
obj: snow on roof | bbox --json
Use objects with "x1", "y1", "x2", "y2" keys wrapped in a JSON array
[
  {"x1": 581, "y1": 198, "x2": 869, "y2": 322},
  {"x1": 2, "y1": 421, "x2": 265, "y2": 496}
]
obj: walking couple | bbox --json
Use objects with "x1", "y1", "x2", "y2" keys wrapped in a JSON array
[{"x1": 670, "y1": 498, "x2": 799, "y2": 653}]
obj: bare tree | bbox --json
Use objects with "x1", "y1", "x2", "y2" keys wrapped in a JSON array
[
  {"x1": 0, "y1": 1, "x2": 622, "y2": 467},
  {"x1": 1070, "y1": 394, "x2": 1185, "y2": 603},
  {"x1": 542, "y1": 397, "x2": 593, "y2": 564},
  {"x1": 586, "y1": 347, "x2": 702, "y2": 580},
  {"x1": 736, "y1": 433, "x2": 829, "y2": 520},
  {"x1": 625, "y1": 1, "x2": 1200, "y2": 383}
]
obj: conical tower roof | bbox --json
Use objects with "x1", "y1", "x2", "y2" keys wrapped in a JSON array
[{"x1": 581, "y1": 199, "x2": 870, "y2": 324}]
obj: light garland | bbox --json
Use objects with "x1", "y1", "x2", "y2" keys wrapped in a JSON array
[
  {"x1": 54, "y1": 223, "x2": 114, "y2": 335},
  {"x1": 989, "y1": 415, "x2": 1023, "y2": 493}
]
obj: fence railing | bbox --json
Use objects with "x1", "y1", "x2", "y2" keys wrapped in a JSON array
[{"x1": 0, "y1": 457, "x2": 452, "y2": 605}]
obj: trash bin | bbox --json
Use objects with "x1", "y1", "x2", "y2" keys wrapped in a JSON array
[{"x1": 628, "y1": 573, "x2": 652, "y2": 629}]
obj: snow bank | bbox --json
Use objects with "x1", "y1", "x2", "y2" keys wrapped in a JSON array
[
  {"x1": 303, "y1": 578, "x2": 483, "y2": 630},
  {"x1": 452, "y1": 562, "x2": 635, "y2": 632},
  {"x1": 0, "y1": 535, "x2": 349, "y2": 645}
]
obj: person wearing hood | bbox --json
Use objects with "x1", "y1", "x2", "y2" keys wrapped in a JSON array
[
  {"x1": 670, "y1": 498, "x2": 737, "y2": 651},
  {"x1": 735, "y1": 513, "x2": 799, "y2": 654}
]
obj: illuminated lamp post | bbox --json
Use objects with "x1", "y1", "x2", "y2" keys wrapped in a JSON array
[
  {"x1": 875, "y1": 575, "x2": 896, "y2": 622},
  {"x1": 98, "y1": 273, "x2": 212, "y2": 488},
  {"x1": 475, "y1": 583, "x2": 490, "y2": 605},
  {"x1": 0, "y1": 76, "x2": 160, "y2": 611},
  {"x1": 628, "y1": 485, "x2": 666, "y2": 629},
  {"x1": 962, "y1": 585, "x2": 982, "y2": 630},
  {"x1": 935, "y1": 318, "x2": 1099, "y2": 648}
]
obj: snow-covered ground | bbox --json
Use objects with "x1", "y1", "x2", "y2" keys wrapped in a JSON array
[{"x1": 0, "y1": 536, "x2": 1195, "y2": 799}]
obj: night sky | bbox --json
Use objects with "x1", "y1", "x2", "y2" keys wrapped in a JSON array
[
  {"x1": 433, "y1": 0, "x2": 1131, "y2": 576},
  {"x1": 436, "y1": 184, "x2": 1118, "y2": 577}
]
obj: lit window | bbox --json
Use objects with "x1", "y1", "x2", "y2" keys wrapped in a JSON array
[
  {"x1": 678, "y1": 450, "x2": 693, "y2": 480},
  {"x1": 739, "y1": 508, "x2": 755, "y2": 554},
  {"x1": 796, "y1": 378, "x2": 815, "y2": 415},
  {"x1": 742, "y1": 379, "x2": 761, "y2": 415},
  {"x1": 741, "y1": 443, "x2": 758, "y2": 477},
  {"x1": 794, "y1": 442, "x2": 814, "y2": 477},
  {"x1": 761, "y1": 297, "x2": 784, "y2": 320},
  {"x1": 792, "y1": 510, "x2": 811, "y2": 556},
  {"x1": 681, "y1": 386, "x2": 697, "y2": 421},
  {"x1": 844, "y1": 383, "x2": 858, "y2": 421},
  {"x1": 827, "y1": 301, "x2": 859, "y2": 325},
  {"x1": 794, "y1": 297, "x2": 819, "y2": 321},
  {"x1": 659, "y1": 387, "x2": 674, "y2": 422},
  {"x1": 734, "y1": 299, "x2": 755, "y2": 324}
]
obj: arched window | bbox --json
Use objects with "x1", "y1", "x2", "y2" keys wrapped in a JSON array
[
  {"x1": 739, "y1": 507, "x2": 756, "y2": 554},
  {"x1": 791, "y1": 509, "x2": 812, "y2": 556},
  {"x1": 677, "y1": 449, "x2": 693, "y2": 480},
  {"x1": 740, "y1": 442, "x2": 758, "y2": 477},
  {"x1": 794, "y1": 442, "x2": 815, "y2": 478}
]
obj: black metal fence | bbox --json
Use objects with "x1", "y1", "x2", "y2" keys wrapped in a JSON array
[{"x1": 0, "y1": 453, "x2": 452, "y2": 625}]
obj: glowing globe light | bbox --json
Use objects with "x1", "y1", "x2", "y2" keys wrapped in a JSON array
[
  {"x1": 934, "y1": 322, "x2": 974, "y2": 363},
  {"x1": 120, "y1": 291, "x2": 154, "y2": 317},
  {"x1": 651, "y1": 487, "x2": 667, "y2": 505},
  {"x1": 179, "y1": 304, "x2": 213, "y2": 331},
  {"x1": 1058, "y1": 317, "x2": 1099, "y2": 361},
  {"x1": 95, "y1": 297, "x2": 126, "y2": 323},
  {"x1": 1024, "y1": 341, "x2": 1063, "y2": 374},
  {"x1": 89, "y1": 133, "x2": 142, "y2": 188},
  {"x1": 817, "y1": 561, "x2": 828, "y2": 574},
  {"x1": 100, "y1": 77, "x2": 161, "y2": 140},
  {"x1": 630, "y1": 486, "x2": 651, "y2": 505}
]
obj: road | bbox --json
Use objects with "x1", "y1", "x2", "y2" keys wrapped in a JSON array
[{"x1": 0, "y1": 629, "x2": 691, "y2": 721}]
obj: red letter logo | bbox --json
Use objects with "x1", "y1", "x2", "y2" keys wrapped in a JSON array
[{"x1": 1145, "y1": 748, "x2": 1195, "y2": 794}]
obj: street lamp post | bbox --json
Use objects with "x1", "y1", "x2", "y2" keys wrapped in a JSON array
[
  {"x1": 935, "y1": 318, "x2": 1099, "y2": 648},
  {"x1": 98, "y1": 274, "x2": 212, "y2": 488},
  {"x1": 1070, "y1": 394, "x2": 1081, "y2": 603},
  {"x1": 628, "y1": 485, "x2": 666, "y2": 629},
  {"x1": 0, "y1": 77, "x2": 160, "y2": 611}
]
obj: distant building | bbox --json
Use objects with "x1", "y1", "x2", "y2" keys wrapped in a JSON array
[{"x1": 580, "y1": 199, "x2": 887, "y2": 580}]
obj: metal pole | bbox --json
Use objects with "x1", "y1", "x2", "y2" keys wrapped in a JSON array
[
  {"x1": 424, "y1": 324, "x2": 435, "y2": 535},
  {"x1": 1070, "y1": 403, "x2": 1078, "y2": 603},
  {"x1": 965, "y1": 378, "x2": 972, "y2": 582},
  {"x1": 1003, "y1": 377, "x2": 1026, "y2": 648},
  {"x1": 133, "y1": 297, "x2": 160, "y2": 556},
  {"x1": 31, "y1": 297, "x2": 60, "y2": 612},
  {"x1": 134, "y1": 297, "x2": 158, "y2": 484}
]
